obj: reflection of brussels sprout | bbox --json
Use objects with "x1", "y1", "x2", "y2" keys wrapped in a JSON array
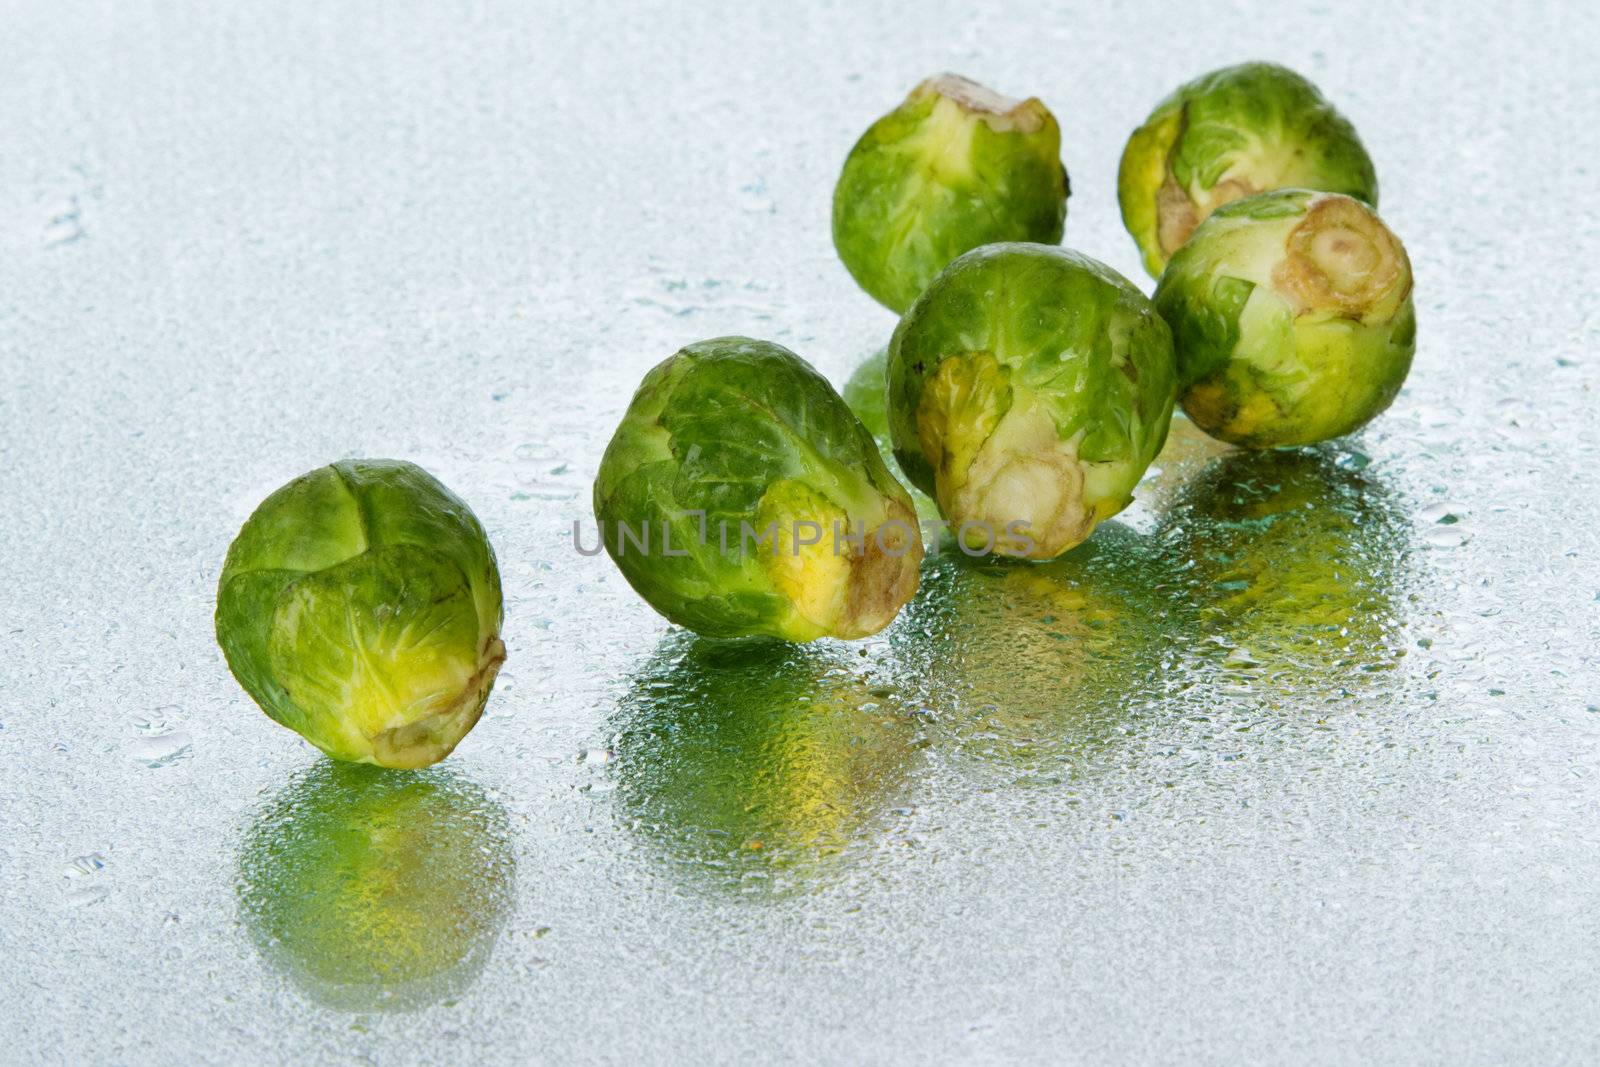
[
  {"x1": 891, "y1": 527, "x2": 1173, "y2": 767},
  {"x1": 888, "y1": 244, "x2": 1176, "y2": 560},
  {"x1": 236, "y1": 763, "x2": 515, "y2": 1012},
  {"x1": 612, "y1": 634, "x2": 918, "y2": 892},
  {"x1": 1154, "y1": 190, "x2": 1414, "y2": 448},
  {"x1": 833, "y1": 74, "x2": 1068, "y2": 312},
  {"x1": 1118, "y1": 62, "x2": 1378, "y2": 277},
  {"x1": 594, "y1": 336, "x2": 924, "y2": 642},
  {"x1": 216, "y1": 460, "x2": 505, "y2": 769},
  {"x1": 1156, "y1": 449, "x2": 1409, "y2": 692}
]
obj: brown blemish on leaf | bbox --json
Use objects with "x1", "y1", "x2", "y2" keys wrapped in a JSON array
[
  {"x1": 1275, "y1": 195, "x2": 1410, "y2": 319},
  {"x1": 838, "y1": 500, "x2": 924, "y2": 639},
  {"x1": 912, "y1": 73, "x2": 1048, "y2": 134}
]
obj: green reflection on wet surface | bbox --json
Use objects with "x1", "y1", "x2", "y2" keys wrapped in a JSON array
[
  {"x1": 236, "y1": 762, "x2": 515, "y2": 1012},
  {"x1": 891, "y1": 526, "x2": 1180, "y2": 773},
  {"x1": 1155, "y1": 447, "x2": 1412, "y2": 701},
  {"x1": 611, "y1": 634, "x2": 924, "y2": 895}
]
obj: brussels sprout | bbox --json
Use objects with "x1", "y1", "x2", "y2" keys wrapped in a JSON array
[
  {"x1": 593, "y1": 336, "x2": 924, "y2": 642},
  {"x1": 611, "y1": 634, "x2": 918, "y2": 893},
  {"x1": 216, "y1": 460, "x2": 505, "y2": 769},
  {"x1": 1153, "y1": 189, "x2": 1414, "y2": 448},
  {"x1": 1118, "y1": 62, "x2": 1378, "y2": 277},
  {"x1": 1155, "y1": 448, "x2": 1410, "y2": 698},
  {"x1": 833, "y1": 73, "x2": 1068, "y2": 312},
  {"x1": 888, "y1": 243, "x2": 1176, "y2": 560},
  {"x1": 237, "y1": 763, "x2": 514, "y2": 1012}
]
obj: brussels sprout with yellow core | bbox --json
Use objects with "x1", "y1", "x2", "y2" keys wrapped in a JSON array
[
  {"x1": 594, "y1": 337, "x2": 923, "y2": 642},
  {"x1": 1118, "y1": 62, "x2": 1377, "y2": 277},
  {"x1": 833, "y1": 73, "x2": 1068, "y2": 312},
  {"x1": 1153, "y1": 189, "x2": 1414, "y2": 448},
  {"x1": 216, "y1": 460, "x2": 505, "y2": 769}
]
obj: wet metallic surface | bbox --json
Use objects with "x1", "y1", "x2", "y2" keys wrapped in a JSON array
[{"x1": 2, "y1": 2, "x2": 1598, "y2": 1062}]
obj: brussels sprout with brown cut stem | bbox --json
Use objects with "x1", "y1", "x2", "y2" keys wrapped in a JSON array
[
  {"x1": 1153, "y1": 189, "x2": 1415, "y2": 448},
  {"x1": 888, "y1": 243, "x2": 1176, "y2": 560},
  {"x1": 1118, "y1": 62, "x2": 1378, "y2": 278},
  {"x1": 833, "y1": 73, "x2": 1068, "y2": 312},
  {"x1": 593, "y1": 336, "x2": 924, "y2": 642}
]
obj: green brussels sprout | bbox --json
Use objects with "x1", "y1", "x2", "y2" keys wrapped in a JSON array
[
  {"x1": 1153, "y1": 189, "x2": 1414, "y2": 448},
  {"x1": 1118, "y1": 62, "x2": 1378, "y2": 278},
  {"x1": 593, "y1": 336, "x2": 924, "y2": 642},
  {"x1": 611, "y1": 634, "x2": 919, "y2": 894},
  {"x1": 833, "y1": 73, "x2": 1068, "y2": 312},
  {"x1": 887, "y1": 243, "x2": 1176, "y2": 560},
  {"x1": 236, "y1": 762, "x2": 514, "y2": 1012},
  {"x1": 1155, "y1": 448, "x2": 1410, "y2": 698},
  {"x1": 216, "y1": 460, "x2": 505, "y2": 769}
]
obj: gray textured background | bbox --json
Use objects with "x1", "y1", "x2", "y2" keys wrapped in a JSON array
[{"x1": 3, "y1": 1, "x2": 1598, "y2": 1063}]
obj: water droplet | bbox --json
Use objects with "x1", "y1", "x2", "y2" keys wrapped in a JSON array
[
  {"x1": 1336, "y1": 450, "x2": 1371, "y2": 470},
  {"x1": 63, "y1": 853, "x2": 106, "y2": 878},
  {"x1": 126, "y1": 712, "x2": 193, "y2": 768},
  {"x1": 1424, "y1": 526, "x2": 1471, "y2": 549},
  {"x1": 1419, "y1": 502, "x2": 1466, "y2": 524},
  {"x1": 62, "y1": 853, "x2": 109, "y2": 906}
]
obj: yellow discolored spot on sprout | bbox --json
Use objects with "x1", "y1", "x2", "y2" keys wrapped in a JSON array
[
  {"x1": 916, "y1": 351, "x2": 1011, "y2": 497},
  {"x1": 332, "y1": 632, "x2": 498, "y2": 769},
  {"x1": 758, "y1": 480, "x2": 854, "y2": 640},
  {"x1": 756, "y1": 481, "x2": 922, "y2": 641},
  {"x1": 1223, "y1": 389, "x2": 1284, "y2": 441},
  {"x1": 370, "y1": 638, "x2": 505, "y2": 769}
]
